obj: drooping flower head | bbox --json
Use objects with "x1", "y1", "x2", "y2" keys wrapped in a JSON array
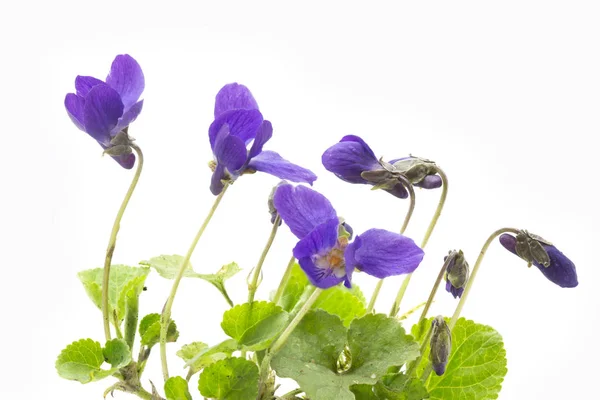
[
  {"x1": 208, "y1": 84, "x2": 317, "y2": 195},
  {"x1": 272, "y1": 183, "x2": 424, "y2": 289},
  {"x1": 430, "y1": 316, "x2": 452, "y2": 376},
  {"x1": 499, "y1": 230, "x2": 578, "y2": 288},
  {"x1": 65, "y1": 54, "x2": 145, "y2": 169},
  {"x1": 444, "y1": 250, "x2": 470, "y2": 298},
  {"x1": 322, "y1": 135, "x2": 442, "y2": 198}
]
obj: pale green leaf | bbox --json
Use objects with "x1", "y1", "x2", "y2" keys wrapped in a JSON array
[
  {"x1": 141, "y1": 255, "x2": 240, "y2": 305},
  {"x1": 198, "y1": 357, "x2": 258, "y2": 400},
  {"x1": 177, "y1": 339, "x2": 237, "y2": 376},
  {"x1": 56, "y1": 339, "x2": 105, "y2": 383},
  {"x1": 139, "y1": 313, "x2": 179, "y2": 348},
  {"x1": 412, "y1": 318, "x2": 507, "y2": 400},
  {"x1": 78, "y1": 265, "x2": 150, "y2": 322},
  {"x1": 221, "y1": 301, "x2": 288, "y2": 351},
  {"x1": 103, "y1": 338, "x2": 132, "y2": 369},
  {"x1": 350, "y1": 384, "x2": 379, "y2": 399},
  {"x1": 374, "y1": 373, "x2": 430, "y2": 399},
  {"x1": 164, "y1": 376, "x2": 192, "y2": 400},
  {"x1": 271, "y1": 311, "x2": 420, "y2": 400},
  {"x1": 277, "y1": 262, "x2": 309, "y2": 312},
  {"x1": 313, "y1": 285, "x2": 367, "y2": 326}
]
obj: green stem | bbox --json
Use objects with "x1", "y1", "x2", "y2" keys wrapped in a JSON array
[
  {"x1": 101, "y1": 144, "x2": 144, "y2": 341},
  {"x1": 125, "y1": 295, "x2": 139, "y2": 350},
  {"x1": 248, "y1": 215, "x2": 281, "y2": 303},
  {"x1": 159, "y1": 183, "x2": 230, "y2": 381},
  {"x1": 406, "y1": 324, "x2": 433, "y2": 377},
  {"x1": 280, "y1": 388, "x2": 303, "y2": 399},
  {"x1": 272, "y1": 256, "x2": 296, "y2": 306},
  {"x1": 258, "y1": 287, "x2": 321, "y2": 398},
  {"x1": 389, "y1": 166, "x2": 448, "y2": 317},
  {"x1": 416, "y1": 256, "x2": 452, "y2": 325},
  {"x1": 366, "y1": 176, "x2": 415, "y2": 313},
  {"x1": 113, "y1": 311, "x2": 123, "y2": 339},
  {"x1": 448, "y1": 227, "x2": 520, "y2": 330}
]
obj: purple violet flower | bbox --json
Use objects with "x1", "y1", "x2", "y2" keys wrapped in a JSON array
[
  {"x1": 208, "y1": 83, "x2": 317, "y2": 195},
  {"x1": 273, "y1": 183, "x2": 425, "y2": 289},
  {"x1": 65, "y1": 54, "x2": 145, "y2": 169},
  {"x1": 499, "y1": 232, "x2": 578, "y2": 288},
  {"x1": 322, "y1": 135, "x2": 442, "y2": 198}
]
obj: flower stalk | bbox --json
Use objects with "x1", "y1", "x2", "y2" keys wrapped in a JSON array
[
  {"x1": 102, "y1": 143, "x2": 144, "y2": 341},
  {"x1": 159, "y1": 183, "x2": 230, "y2": 381},
  {"x1": 248, "y1": 215, "x2": 281, "y2": 303},
  {"x1": 272, "y1": 255, "x2": 296, "y2": 306}
]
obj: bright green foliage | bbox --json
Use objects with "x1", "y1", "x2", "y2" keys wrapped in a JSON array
[
  {"x1": 277, "y1": 263, "x2": 367, "y2": 325},
  {"x1": 164, "y1": 376, "x2": 192, "y2": 400},
  {"x1": 56, "y1": 338, "x2": 132, "y2": 384},
  {"x1": 412, "y1": 318, "x2": 507, "y2": 400},
  {"x1": 198, "y1": 357, "x2": 259, "y2": 400},
  {"x1": 221, "y1": 301, "x2": 289, "y2": 351},
  {"x1": 351, "y1": 384, "x2": 380, "y2": 399},
  {"x1": 103, "y1": 338, "x2": 132, "y2": 368},
  {"x1": 141, "y1": 255, "x2": 240, "y2": 305},
  {"x1": 271, "y1": 311, "x2": 420, "y2": 400},
  {"x1": 177, "y1": 339, "x2": 237, "y2": 376},
  {"x1": 374, "y1": 373, "x2": 429, "y2": 399},
  {"x1": 139, "y1": 313, "x2": 179, "y2": 347},
  {"x1": 78, "y1": 265, "x2": 150, "y2": 323}
]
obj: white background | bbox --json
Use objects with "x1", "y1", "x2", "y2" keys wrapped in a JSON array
[{"x1": 1, "y1": 0, "x2": 598, "y2": 398}]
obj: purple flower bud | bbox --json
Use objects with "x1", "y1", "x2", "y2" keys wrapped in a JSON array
[
  {"x1": 430, "y1": 316, "x2": 451, "y2": 376},
  {"x1": 444, "y1": 250, "x2": 470, "y2": 299},
  {"x1": 322, "y1": 136, "x2": 441, "y2": 199},
  {"x1": 499, "y1": 232, "x2": 578, "y2": 288},
  {"x1": 64, "y1": 55, "x2": 145, "y2": 169}
]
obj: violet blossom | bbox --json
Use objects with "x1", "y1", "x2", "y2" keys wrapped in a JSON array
[
  {"x1": 65, "y1": 54, "x2": 145, "y2": 169},
  {"x1": 208, "y1": 84, "x2": 317, "y2": 195},
  {"x1": 322, "y1": 135, "x2": 442, "y2": 198},
  {"x1": 273, "y1": 183, "x2": 424, "y2": 289}
]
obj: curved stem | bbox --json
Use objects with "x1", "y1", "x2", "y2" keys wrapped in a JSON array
[
  {"x1": 366, "y1": 176, "x2": 415, "y2": 313},
  {"x1": 272, "y1": 256, "x2": 296, "y2": 306},
  {"x1": 159, "y1": 183, "x2": 230, "y2": 381},
  {"x1": 389, "y1": 166, "x2": 448, "y2": 317},
  {"x1": 416, "y1": 256, "x2": 452, "y2": 325},
  {"x1": 448, "y1": 227, "x2": 520, "y2": 329},
  {"x1": 258, "y1": 287, "x2": 321, "y2": 399},
  {"x1": 248, "y1": 215, "x2": 281, "y2": 303},
  {"x1": 101, "y1": 144, "x2": 144, "y2": 341}
]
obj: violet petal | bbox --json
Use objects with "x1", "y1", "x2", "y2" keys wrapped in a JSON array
[
  {"x1": 105, "y1": 54, "x2": 145, "y2": 110},
  {"x1": 214, "y1": 83, "x2": 259, "y2": 118}
]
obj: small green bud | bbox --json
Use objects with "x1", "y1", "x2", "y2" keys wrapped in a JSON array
[
  {"x1": 446, "y1": 250, "x2": 469, "y2": 289},
  {"x1": 430, "y1": 316, "x2": 451, "y2": 376}
]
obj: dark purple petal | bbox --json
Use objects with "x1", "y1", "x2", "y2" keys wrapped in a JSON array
[
  {"x1": 75, "y1": 76, "x2": 104, "y2": 97},
  {"x1": 98, "y1": 142, "x2": 136, "y2": 169},
  {"x1": 445, "y1": 278, "x2": 464, "y2": 298},
  {"x1": 273, "y1": 184, "x2": 337, "y2": 239},
  {"x1": 247, "y1": 151, "x2": 317, "y2": 185},
  {"x1": 345, "y1": 229, "x2": 424, "y2": 279},
  {"x1": 247, "y1": 120, "x2": 273, "y2": 160},
  {"x1": 65, "y1": 93, "x2": 85, "y2": 131},
  {"x1": 293, "y1": 218, "x2": 339, "y2": 259},
  {"x1": 384, "y1": 182, "x2": 409, "y2": 199},
  {"x1": 297, "y1": 257, "x2": 345, "y2": 289},
  {"x1": 214, "y1": 83, "x2": 259, "y2": 118},
  {"x1": 414, "y1": 175, "x2": 443, "y2": 189},
  {"x1": 213, "y1": 124, "x2": 248, "y2": 172},
  {"x1": 208, "y1": 109, "x2": 263, "y2": 149},
  {"x1": 105, "y1": 54, "x2": 145, "y2": 109},
  {"x1": 322, "y1": 135, "x2": 380, "y2": 184},
  {"x1": 499, "y1": 234, "x2": 578, "y2": 288},
  {"x1": 83, "y1": 84, "x2": 124, "y2": 144},
  {"x1": 210, "y1": 163, "x2": 227, "y2": 195},
  {"x1": 112, "y1": 100, "x2": 144, "y2": 134}
]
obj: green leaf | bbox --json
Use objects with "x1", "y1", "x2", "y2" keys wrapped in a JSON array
[
  {"x1": 103, "y1": 338, "x2": 132, "y2": 369},
  {"x1": 56, "y1": 339, "x2": 105, "y2": 383},
  {"x1": 277, "y1": 262, "x2": 309, "y2": 312},
  {"x1": 412, "y1": 318, "x2": 507, "y2": 400},
  {"x1": 78, "y1": 265, "x2": 150, "y2": 323},
  {"x1": 164, "y1": 376, "x2": 192, "y2": 400},
  {"x1": 139, "y1": 313, "x2": 179, "y2": 348},
  {"x1": 374, "y1": 373, "x2": 430, "y2": 399},
  {"x1": 177, "y1": 339, "x2": 237, "y2": 376},
  {"x1": 271, "y1": 311, "x2": 420, "y2": 400},
  {"x1": 141, "y1": 255, "x2": 240, "y2": 305},
  {"x1": 313, "y1": 285, "x2": 367, "y2": 326},
  {"x1": 350, "y1": 384, "x2": 380, "y2": 399},
  {"x1": 198, "y1": 357, "x2": 258, "y2": 400},
  {"x1": 221, "y1": 301, "x2": 289, "y2": 351}
]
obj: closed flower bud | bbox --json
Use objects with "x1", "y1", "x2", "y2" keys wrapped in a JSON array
[
  {"x1": 499, "y1": 230, "x2": 578, "y2": 288},
  {"x1": 444, "y1": 250, "x2": 470, "y2": 298},
  {"x1": 268, "y1": 181, "x2": 286, "y2": 225},
  {"x1": 430, "y1": 316, "x2": 452, "y2": 376}
]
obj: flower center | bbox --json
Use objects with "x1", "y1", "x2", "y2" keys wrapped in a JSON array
[{"x1": 313, "y1": 236, "x2": 349, "y2": 277}]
